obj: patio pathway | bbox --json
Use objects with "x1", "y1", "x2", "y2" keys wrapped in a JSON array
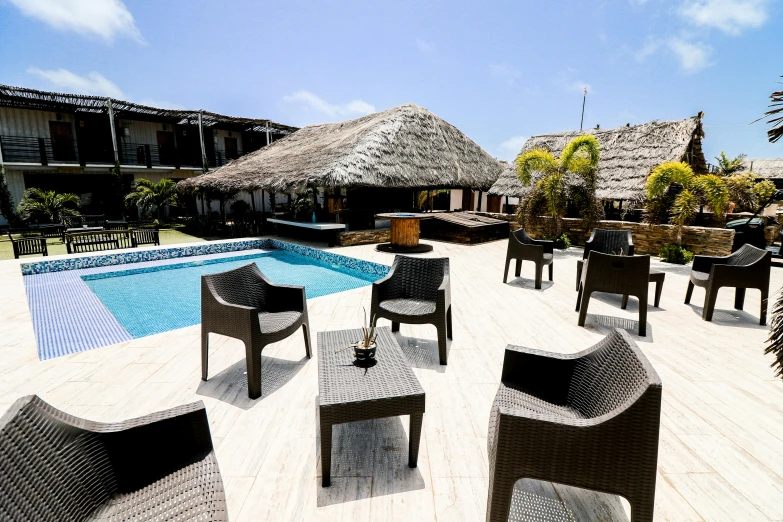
[{"x1": 1, "y1": 237, "x2": 782, "y2": 521}]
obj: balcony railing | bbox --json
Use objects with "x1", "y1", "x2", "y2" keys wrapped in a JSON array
[{"x1": 0, "y1": 135, "x2": 252, "y2": 170}]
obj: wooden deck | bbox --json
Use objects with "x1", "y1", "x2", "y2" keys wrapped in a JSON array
[{"x1": 1, "y1": 237, "x2": 782, "y2": 521}]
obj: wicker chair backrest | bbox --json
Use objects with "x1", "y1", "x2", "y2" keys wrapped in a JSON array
[
  {"x1": 727, "y1": 244, "x2": 769, "y2": 266},
  {"x1": 511, "y1": 229, "x2": 533, "y2": 244},
  {"x1": 205, "y1": 263, "x2": 267, "y2": 310},
  {"x1": 393, "y1": 256, "x2": 446, "y2": 302},
  {"x1": 0, "y1": 396, "x2": 117, "y2": 520},
  {"x1": 585, "y1": 229, "x2": 633, "y2": 258},
  {"x1": 566, "y1": 330, "x2": 650, "y2": 418},
  {"x1": 584, "y1": 251, "x2": 650, "y2": 296}
]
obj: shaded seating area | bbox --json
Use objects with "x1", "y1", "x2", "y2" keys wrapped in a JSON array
[
  {"x1": 576, "y1": 229, "x2": 634, "y2": 291},
  {"x1": 371, "y1": 255, "x2": 452, "y2": 365},
  {"x1": 577, "y1": 251, "x2": 651, "y2": 336},
  {"x1": 201, "y1": 263, "x2": 311, "y2": 399},
  {"x1": 486, "y1": 329, "x2": 662, "y2": 522},
  {"x1": 0, "y1": 395, "x2": 227, "y2": 521},
  {"x1": 685, "y1": 243, "x2": 772, "y2": 325},
  {"x1": 503, "y1": 228, "x2": 553, "y2": 289}
]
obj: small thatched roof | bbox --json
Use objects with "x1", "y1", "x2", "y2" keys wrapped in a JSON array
[
  {"x1": 180, "y1": 104, "x2": 504, "y2": 193},
  {"x1": 488, "y1": 116, "x2": 705, "y2": 201},
  {"x1": 741, "y1": 158, "x2": 783, "y2": 178}
]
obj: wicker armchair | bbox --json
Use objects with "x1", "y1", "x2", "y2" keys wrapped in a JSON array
[
  {"x1": 201, "y1": 262, "x2": 311, "y2": 399},
  {"x1": 576, "y1": 229, "x2": 634, "y2": 290},
  {"x1": 371, "y1": 255, "x2": 452, "y2": 365},
  {"x1": 0, "y1": 395, "x2": 227, "y2": 521},
  {"x1": 685, "y1": 243, "x2": 771, "y2": 325},
  {"x1": 576, "y1": 251, "x2": 651, "y2": 336},
  {"x1": 503, "y1": 229, "x2": 553, "y2": 289},
  {"x1": 486, "y1": 329, "x2": 662, "y2": 522}
]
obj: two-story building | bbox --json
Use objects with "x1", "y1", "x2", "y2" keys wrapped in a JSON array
[{"x1": 0, "y1": 84, "x2": 297, "y2": 224}]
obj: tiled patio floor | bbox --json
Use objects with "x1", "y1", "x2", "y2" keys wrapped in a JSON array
[{"x1": 1, "y1": 237, "x2": 782, "y2": 521}]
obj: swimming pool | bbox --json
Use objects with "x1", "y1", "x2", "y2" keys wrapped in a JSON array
[
  {"x1": 82, "y1": 250, "x2": 378, "y2": 338},
  {"x1": 23, "y1": 240, "x2": 389, "y2": 360}
]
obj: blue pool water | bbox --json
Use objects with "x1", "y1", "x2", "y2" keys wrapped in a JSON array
[{"x1": 82, "y1": 250, "x2": 380, "y2": 338}]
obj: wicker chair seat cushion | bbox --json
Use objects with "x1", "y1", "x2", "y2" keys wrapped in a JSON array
[
  {"x1": 690, "y1": 270, "x2": 710, "y2": 286},
  {"x1": 379, "y1": 298, "x2": 437, "y2": 316},
  {"x1": 258, "y1": 311, "x2": 303, "y2": 334},
  {"x1": 89, "y1": 452, "x2": 226, "y2": 521}
]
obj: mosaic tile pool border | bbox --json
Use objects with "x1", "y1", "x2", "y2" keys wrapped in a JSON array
[{"x1": 20, "y1": 239, "x2": 390, "y2": 277}]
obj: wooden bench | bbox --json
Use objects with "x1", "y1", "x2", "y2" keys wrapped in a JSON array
[
  {"x1": 266, "y1": 218, "x2": 346, "y2": 247},
  {"x1": 132, "y1": 229, "x2": 160, "y2": 247},
  {"x1": 11, "y1": 237, "x2": 48, "y2": 259},
  {"x1": 66, "y1": 230, "x2": 132, "y2": 254}
]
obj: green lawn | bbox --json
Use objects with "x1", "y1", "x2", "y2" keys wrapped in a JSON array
[{"x1": 0, "y1": 229, "x2": 212, "y2": 261}]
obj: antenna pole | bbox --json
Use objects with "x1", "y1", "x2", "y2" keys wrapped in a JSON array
[{"x1": 580, "y1": 87, "x2": 587, "y2": 131}]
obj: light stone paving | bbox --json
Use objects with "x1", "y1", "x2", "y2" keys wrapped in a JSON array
[{"x1": 1, "y1": 237, "x2": 782, "y2": 521}]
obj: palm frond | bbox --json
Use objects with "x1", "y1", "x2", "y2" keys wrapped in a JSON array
[{"x1": 515, "y1": 149, "x2": 558, "y2": 185}]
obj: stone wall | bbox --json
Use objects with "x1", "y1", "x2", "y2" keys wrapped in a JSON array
[
  {"x1": 336, "y1": 229, "x2": 390, "y2": 247},
  {"x1": 469, "y1": 212, "x2": 735, "y2": 256}
]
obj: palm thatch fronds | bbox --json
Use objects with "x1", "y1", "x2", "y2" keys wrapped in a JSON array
[
  {"x1": 740, "y1": 158, "x2": 783, "y2": 178},
  {"x1": 764, "y1": 79, "x2": 783, "y2": 143},
  {"x1": 766, "y1": 290, "x2": 783, "y2": 378},
  {"x1": 179, "y1": 104, "x2": 504, "y2": 194},
  {"x1": 488, "y1": 116, "x2": 706, "y2": 202}
]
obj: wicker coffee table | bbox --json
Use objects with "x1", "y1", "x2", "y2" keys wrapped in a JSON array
[{"x1": 317, "y1": 327, "x2": 425, "y2": 487}]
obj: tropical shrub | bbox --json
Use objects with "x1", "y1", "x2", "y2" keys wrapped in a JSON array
[
  {"x1": 125, "y1": 178, "x2": 179, "y2": 221},
  {"x1": 543, "y1": 232, "x2": 571, "y2": 250},
  {"x1": 0, "y1": 165, "x2": 19, "y2": 225},
  {"x1": 17, "y1": 187, "x2": 81, "y2": 224},
  {"x1": 725, "y1": 172, "x2": 777, "y2": 212},
  {"x1": 516, "y1": 135, "x2": 603, "y2": 235},
  {"x1": 658, "y1": 243, "x2": 694, "y2": 264},
  {"x1": 291, "y1": 192, "x2": 315, "y2": 220},
  {"x1": 714, "y1": 150, "x2": 746, "y2": 176}
]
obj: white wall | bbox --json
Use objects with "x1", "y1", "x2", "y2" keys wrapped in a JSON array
[{"x1": 0, "y1": 107, "x2": 75, "y2": 137}]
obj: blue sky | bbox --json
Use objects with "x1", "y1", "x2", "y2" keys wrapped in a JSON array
[{"x1": 0, "y1": 0, "x2": 781, "y2": 164}]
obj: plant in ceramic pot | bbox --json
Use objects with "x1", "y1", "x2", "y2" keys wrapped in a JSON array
[{"x1": 353, "y1": 309, "x2": 377, "y2": 361}]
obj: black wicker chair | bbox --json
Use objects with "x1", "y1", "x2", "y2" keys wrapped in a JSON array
[
  {"x1": 201, "y1": 262, "x2": 311, "y2": 399},
  {"x1": 576, "y1": 229, "x2": 634, "y2": 290},
  {"x1": 503, "y1": 229, "x2": 553, "y2": 289},
  {"x1": 486, "y1": 329, "x2": 662, "y2": 522},
  {"x1": 685, "y1": 243, "x2": 771, "y2": 325},
  {"x1": 371, "y1": 255, "x2": 452, "y2": 365},
  {"x1": 0, "y1": 395, "x2": 227, "y2": 521},
  {"x1": 577, "y1": 251, "x2": 651, "y2": 336}
]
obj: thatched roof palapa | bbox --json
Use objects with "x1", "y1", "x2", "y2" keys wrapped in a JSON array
[
  {"x1": 741, "y1": 158, "x2": 783, "y2": 178},
  {"x1": 180, "y1": 104, "x2": 504, "y2": 194},
  {"x1": 488, "y1": 116, "x2": 706, "y2": 201}
]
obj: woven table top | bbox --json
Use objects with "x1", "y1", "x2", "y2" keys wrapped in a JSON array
[{"x1": 317, "y1": 327, "x2": 424, "y2": 408}]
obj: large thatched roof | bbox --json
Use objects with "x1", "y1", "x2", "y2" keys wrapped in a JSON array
[
  {"x1": 742, "y1": 158, "x2": 783, "y2": 178},
  {"x1": 488, "y1": 116, "x2": 705, "y2": 201},
  {"x1": 180, "y1": 104, "x2": 504, "y2": 193}
]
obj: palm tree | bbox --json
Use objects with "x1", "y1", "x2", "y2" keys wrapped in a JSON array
[
  {"x1": 417, "y1": 189, "x2": 449, "y2": 211},
  {"x1": 645, "y1": 162, "x2": 729, "y2": 244},
  {"x1": 125, "y1": 178, "x2": 179, "y2": 221},
  {"x1": 763, "y1": 76, "x2": 783, "y2": 143},
  {"x1": 714, "y1": 150, "x2": 746, "y2": 176},
  {"x1": 17, "y1": 187, "x2": 81, "y2": 224},
  {"x1": 515, "y1": 135, "x2": 602, "y2": 235}
]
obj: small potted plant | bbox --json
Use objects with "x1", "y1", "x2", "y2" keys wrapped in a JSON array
[{"x1": 353, "y1": 309, "x2": 377, "y2": 361}]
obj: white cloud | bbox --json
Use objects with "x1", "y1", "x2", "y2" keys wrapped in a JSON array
[
  {"x1": 489, "y1": 63, "x2": 521, "y2": 85},
  {"x1": 282, "y1": 90, "x2": 375, "y2": 119},
  {"x1": 27, "y1": 67, "x2": 125, "y2": 98},
  {"x1": 679, "y1": 0, "x2": 769, "y2": 35},
  {"x1": 416, "y1": 39, "x2": 434, "y2": 52},
  {"x1": 667, "y1": 37, "x2": 713, "y2": 72},
  {"x1": 9, "y1": 0, "x2": 143, "y2": 43},
  {"x1": 567, "y1": 81, "x2": 592, "y2": 94},
  {"x1": 498, "y1": 136, "x2": 528, "y2": 161},
  {"x1": 136, "y1": 98, "x2": 186, "y2": 110},
  {"x1": 635, "y1": 38, "x2": 662, "y2": 62}
]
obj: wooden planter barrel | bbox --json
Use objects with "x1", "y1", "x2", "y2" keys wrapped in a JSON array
[{"x1": 376, "y1": 213, "x2": 434, "y2": 253}]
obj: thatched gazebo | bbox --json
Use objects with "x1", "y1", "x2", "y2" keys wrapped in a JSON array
[
  {"x1": 488, "y1": 115, "x2": 707, "y2": 204},
  {"x1": 741, "y1": 158, "x2": 783, "y2": 179},
  {"x1": 180, "y1": 103, "x2": 504, "y2": 222}
]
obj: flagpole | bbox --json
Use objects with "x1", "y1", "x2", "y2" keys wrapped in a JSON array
[{"x1": 580, "y1": 87, "x2": 587, "y2": 131}]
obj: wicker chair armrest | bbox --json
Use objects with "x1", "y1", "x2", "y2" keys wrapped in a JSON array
[
  {"x1": 99, "y1": 401, "x2": 215, "y2": 494},
  {"x1": 530, "y1": 238, "x2": 554, "y2": 254},
  {"x1": 266, "y1": 282, "x2": 307, "y2": 312},
  {"x1": 372, "y1": 269, "x2": 398, "y2": 300},
  {"x1": 501, "y1": 345, "x2": 577, "y2": 405},
  {"x1": 692, "y1": 254, "x2": 727, "y2": 273},
  {"x1": 437, "y1": 273, "x2": 451, "y2": 307}
]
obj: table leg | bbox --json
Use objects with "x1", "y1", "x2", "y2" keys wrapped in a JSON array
[
  {"x1": 409, "y1": 413, "x2": 424, "y2": 468},
  {"x1": 320, "y1": 419, "x2": 333, "y2": 487}
]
